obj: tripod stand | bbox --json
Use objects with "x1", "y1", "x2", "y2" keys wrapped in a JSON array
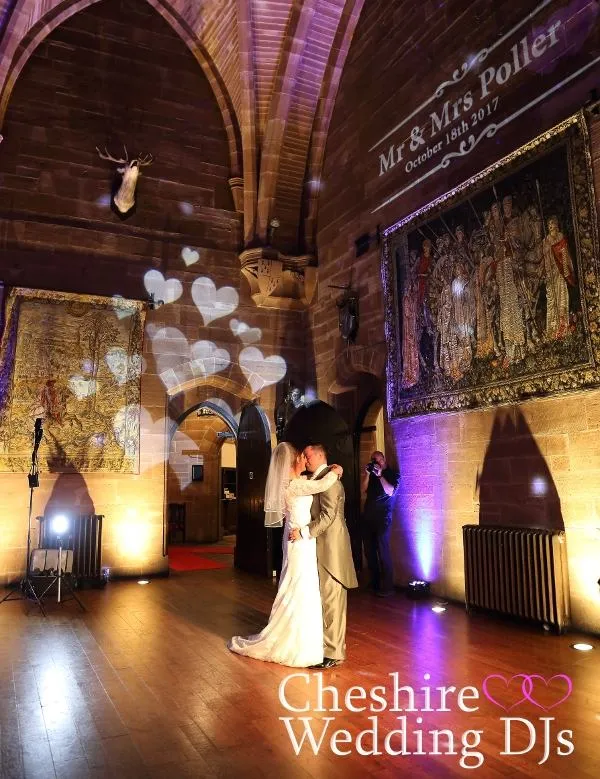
[
  {"x1": 32, "y1": 536, "x2": 85, "y2": 612},
  {"x1": 1, "y1": 418, "x2": 48, "y2": 615}
]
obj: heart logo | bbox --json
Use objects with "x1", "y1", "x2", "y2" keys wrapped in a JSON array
[
  {"x1": 150, "y1": 326, "x2": 230, "y2": 389},
  {"x1": 523, "y1": 674, "x2": 573, "y2": 711},
  {"x1": 68, "y1": 375, "x2": 97, "y2": 400},
  {"x1": 230, "y1": 318, "x2": 262, "y2": 345},
  {"x1": 144, "y1": 270, "x2": 183, "y2": 305},
  {"x1": 239, "y1": 346, "x2": 286, "y2": 393},
  {"x1": 191, "y1": 277, "x2": 238, "y2": 325},
  {"x1": 181, "y1": 246, "x2": 200, "y2": 266},
  {"x1": 104, "y1": 347, "x2": 144, "y2": 386},
  {"x1": 482, "y1": 675, "x2": 529, "y2": 711},
  {"x1": 483, "y1": 674, "x2": 573, "y2": 712}
]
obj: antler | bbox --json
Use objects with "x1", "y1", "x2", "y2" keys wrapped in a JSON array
[
  {"x1": 96, "y1": 145, "x2": 129, "y2": 165},
  {"x1": 137, "y1": 153, "x2": 154, "y2": 167}
]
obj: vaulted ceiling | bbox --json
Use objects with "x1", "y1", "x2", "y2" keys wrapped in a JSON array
[{"x1": 0, "y1": 0, "x2": 365, "y2": 259}]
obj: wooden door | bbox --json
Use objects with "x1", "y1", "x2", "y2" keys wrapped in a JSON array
[
  {"x1": 234, "y1": 403, "x2": 275, "y2": 576},
  {"x1": 283, "y1": 401, "x2": 361, "y2": 571}
]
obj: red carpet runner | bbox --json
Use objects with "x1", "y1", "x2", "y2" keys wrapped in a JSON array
[{"x1": 168, "y1": 542, "x2": 234, "y2": 572}]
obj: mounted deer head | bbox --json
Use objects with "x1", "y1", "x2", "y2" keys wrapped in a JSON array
[{"x1": 96, "y1": 145, "x2": 153, "y2": 217}]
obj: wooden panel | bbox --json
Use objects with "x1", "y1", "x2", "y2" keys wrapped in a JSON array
[{"x1": 234, "y1": 403, "x2": 273, "y2": 577}]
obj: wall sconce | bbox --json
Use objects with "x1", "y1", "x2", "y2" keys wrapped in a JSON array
[
  {"x1": 147, "y1": 292, "x2": 164, "y2": 310},
  {"x1": 330, "y1": 282, "x2": 359, "y2": 343},
  {"x1": 267, "y1": 217, "x2": 280, "y2": 245}
]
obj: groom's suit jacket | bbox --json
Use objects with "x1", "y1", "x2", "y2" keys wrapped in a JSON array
[{"x1": 307, "y1": 466, "x2": 358, "y2": 589}]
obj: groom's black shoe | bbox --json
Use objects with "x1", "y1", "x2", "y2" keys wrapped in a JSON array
[{"x1": 309, "y1": 657, "x2": 342, "y2": 669}]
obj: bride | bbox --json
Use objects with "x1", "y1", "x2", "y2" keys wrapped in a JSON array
[{"x1": 228, "y1": 441, "x2": 342, "y2": 667}]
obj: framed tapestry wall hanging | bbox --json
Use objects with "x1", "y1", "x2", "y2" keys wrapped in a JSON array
[
  {"x1": 381, "y1": 111, "x2": 600, "y2": 419},
  {"x1": 0, "y1": 288, "x2": 145, "y2": 473}
]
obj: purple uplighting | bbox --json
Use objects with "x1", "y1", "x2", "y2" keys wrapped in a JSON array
[{"x1": 392, "y1": 415, "x2": 448, "y2": 584}]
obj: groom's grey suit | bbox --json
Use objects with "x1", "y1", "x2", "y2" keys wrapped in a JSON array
[{"x1": 302, "y1": 464, "x2": 358, "y2": 660}]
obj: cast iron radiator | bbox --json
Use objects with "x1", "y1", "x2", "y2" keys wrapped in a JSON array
[
  {"x1": 38, "y1": 515, "x2": 104, "y2": 583},
  {"x1": 462, "y1": 525, "x2": 570, "y2": 633}
]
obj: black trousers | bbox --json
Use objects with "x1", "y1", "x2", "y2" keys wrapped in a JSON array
[{"x1": 362, "y1": 517, "x2": 394, "y2": 593}]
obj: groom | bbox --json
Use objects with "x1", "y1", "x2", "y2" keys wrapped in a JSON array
[{"x1": 289, "y1": 443, "x2": 358, "y2": 668}]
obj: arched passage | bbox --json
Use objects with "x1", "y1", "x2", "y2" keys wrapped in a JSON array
[{"x1": 167, "y1": 400, "x2": 238, "y2": 547}]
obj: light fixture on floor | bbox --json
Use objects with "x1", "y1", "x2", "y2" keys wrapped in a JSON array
[
  {"x1": 570, "y1": 642, "x2": 594, "y2": 652},
  {"x1": 431, "y1": 604, "x2": 447, "y2": 613},
  {"x1": 138, "y1": 580, "x2": 149, "y2": 585},
  {"x1": 407, "y1": 580, "x2": 430, "y2": 599}
]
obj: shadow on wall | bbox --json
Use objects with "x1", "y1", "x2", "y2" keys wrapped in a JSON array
[
  {"x1": 43, "y1": 448, "x2": 96, "y2": 519},
  {"x1": 477, "y1": 408, "x2": 564, "y2": 530}
]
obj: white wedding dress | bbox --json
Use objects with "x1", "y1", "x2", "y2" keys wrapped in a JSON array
[{"x1": 228, "y1": 470, "x2": 338, "y2": 667}]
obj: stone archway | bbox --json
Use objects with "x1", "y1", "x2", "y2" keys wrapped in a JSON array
[{"x1": 166, "y1": 398, "x2": 238, "y2": 545}]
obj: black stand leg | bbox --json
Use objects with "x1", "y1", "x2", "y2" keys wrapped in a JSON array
[
  {"x1": 0, "y1": 484, "x2": 46, "y2": 616},
  {"x1": 0, "y1": 418, "x2": 86, "y2": 616}
]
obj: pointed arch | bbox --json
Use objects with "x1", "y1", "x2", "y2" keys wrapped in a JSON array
[{"x1": 0, "y1": 0, "x2": 242, "y2": 175}]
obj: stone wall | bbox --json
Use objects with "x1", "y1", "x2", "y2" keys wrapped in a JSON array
[
  {"x1": 0, "y1": 0, "x2": 307, "y2": 583},
  {"x1": 315, "y1": 0, "x2": 600, "y2": 632}
]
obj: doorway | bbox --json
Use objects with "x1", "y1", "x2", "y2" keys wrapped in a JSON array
[
  {"x1": 166, "y1": 401, "x2": 238, "y2": 567},
  {"x1": 220, "y1": 438, "x2": 237, "y2": 537},
  {"x1": 234, "y1": 402, "x2": 274, "y2": 576}
]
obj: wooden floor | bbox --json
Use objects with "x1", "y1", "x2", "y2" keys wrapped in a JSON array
[{"x1": 0, "y1": 562, "x2": 599, "y2": 779}]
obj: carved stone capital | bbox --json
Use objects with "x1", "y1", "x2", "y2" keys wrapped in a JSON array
[{"x1": 239, "y1": 247, "x2": 317, "y2": 310}]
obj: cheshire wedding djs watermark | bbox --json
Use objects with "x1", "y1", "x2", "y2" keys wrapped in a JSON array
[{"x1": 278, "y1": 672, "x2": 574, "y2": 770}]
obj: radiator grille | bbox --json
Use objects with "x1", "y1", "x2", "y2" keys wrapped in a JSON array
[
  {"x1": 463, "y1": 525, "x2": 570, "y2": 633},
  {"x1": 38, "y1": 515, "x2": 103, "y2": 582}
]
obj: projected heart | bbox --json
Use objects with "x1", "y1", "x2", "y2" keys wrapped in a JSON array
[
  {"x1": 181, "y1": 246, "x2": 200, "y2": 266},
  {"x1": 191, "y1": 277, "x2": 238, "y2": 325},
  {"x1": 206, "y1": 397, "x2": 235, "y2": 418},
  {"x1": 150, "y1": 326, "x2": 230, "y2": 389},
  {"x1": 113, "y1": 405, "x2": 198, "y2": 488},
  {"x1": 105, "y1": 347, "x2": 144, "y2": 385},
  {"x1": 144, "y1": 270, "x2": 183, "y2": 305},
  {"x1": 189, "y1": 340, "x2": 230, "y2": 377},
  {"x1": 68, "y1": 375, "x2": 97, "y2": 399},
  {"x1": 239, "y1": 347, "x2": 286, "y2": 393},
  {"x1": 230, "y1": 318, "x2": 262, "y2": 345},
  {"x1": 113, "y1": 404, "x2": 142, "y2": 458},
  {"x1": 111, "y1": 295, "x2": 135, "y2": 320}
]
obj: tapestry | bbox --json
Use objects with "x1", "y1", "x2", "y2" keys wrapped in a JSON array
[
  {"x1": 0, "y1": 289, "x2": 145, "y2": 472},
  {"x1": 381, "y1": 111, "x2": 600, "y2": 418}
]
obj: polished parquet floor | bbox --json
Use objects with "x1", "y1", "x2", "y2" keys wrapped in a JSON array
[{"x1": 0, "y1": 560, "x2": 599, "y2": 779}]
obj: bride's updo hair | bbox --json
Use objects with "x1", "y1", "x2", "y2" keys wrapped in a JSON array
[
  {"x1": 263, "y1": 442, "x2": 299, "y2": 527},
  {"x1": 271, "y1": 441, "x2": 297, "y2": 473}
]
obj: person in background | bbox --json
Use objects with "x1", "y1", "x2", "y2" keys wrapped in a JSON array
[{"x1": 360, "y1": 450, "x2": 399, "y2": 597}]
